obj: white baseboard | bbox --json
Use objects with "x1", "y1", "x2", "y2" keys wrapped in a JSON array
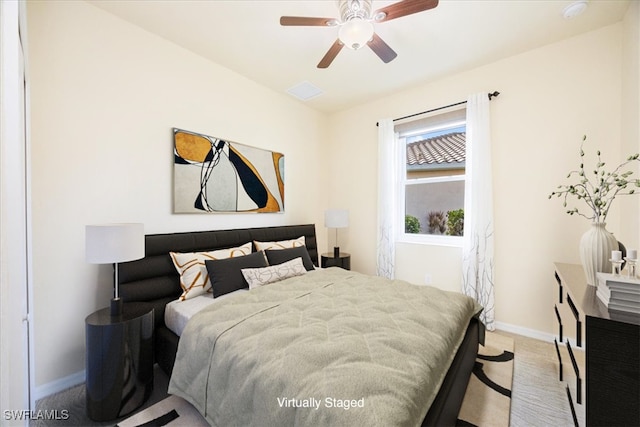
[
  {"x1": 33, "y1": 370, "x2": 85, "y2": 402},
  {"x1": 495, "y1": 321, "x2": 586, "y2": 353},
  {"x1": 494, "y1": 321, "x2": 555, "y2": 343}
]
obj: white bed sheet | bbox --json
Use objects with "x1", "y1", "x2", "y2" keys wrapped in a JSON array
[{"x1": 164, "y1": 290, "x2": 248, "y2": 336}]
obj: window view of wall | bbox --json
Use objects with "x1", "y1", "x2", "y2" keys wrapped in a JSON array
[
  {"x1": 398, "y1": 108, "x2": 466, "y2": 238},
  {"x1": 405, "y1": 179, "x2": 464, "y2": 235}
]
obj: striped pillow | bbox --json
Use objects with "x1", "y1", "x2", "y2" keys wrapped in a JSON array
[{"x1": 170, "y1": 242, "x2": 251, "y2": 301}]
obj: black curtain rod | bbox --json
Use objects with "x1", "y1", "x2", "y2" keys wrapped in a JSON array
[{"x1": 376, "y1": 91, "x2": 500, "y2": 126}]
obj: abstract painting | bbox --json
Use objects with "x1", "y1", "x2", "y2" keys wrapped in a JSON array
[{"x1": 173, "y1": 128, "x2": 284, "y2": 213}]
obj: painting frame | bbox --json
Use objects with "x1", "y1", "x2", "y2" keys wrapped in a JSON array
[{"x1": 173, "y1": 128, "x2": 284, "y2": 214}]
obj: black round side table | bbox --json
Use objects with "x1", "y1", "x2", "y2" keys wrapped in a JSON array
[
  {"x1": 321, "y1": 252, "x2": 351, "y2": 270},
  {"x1": 85, "y1": 307, "x2": 154, "y2": 421}
]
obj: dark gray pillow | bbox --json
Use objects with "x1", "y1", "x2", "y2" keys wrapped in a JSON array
[
  {"x1": 205, "y1": 251, "x2": 268, "y2": 298},
  {"x1": 265, "y1": 246, "x2": 314, "y2": 271}
]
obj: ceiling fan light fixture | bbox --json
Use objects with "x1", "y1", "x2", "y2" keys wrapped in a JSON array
[
  {"x1": 338, "y1": 19, "x2": 374, "y2": 50},
  {"x1": 280, "y1": 0, "x2": 439, "y2": 68},
  {"x1": 339, "y1": 0, "x2": 373, "y2": 21}
]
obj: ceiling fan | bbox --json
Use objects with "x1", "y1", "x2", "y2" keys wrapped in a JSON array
[{"x1": 280, "y1": 0, "x2": 439, "y2": 68}]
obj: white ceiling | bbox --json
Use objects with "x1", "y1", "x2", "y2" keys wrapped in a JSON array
[{"x1": 88, "y1": 0, "x2": 631, "y2": 113}]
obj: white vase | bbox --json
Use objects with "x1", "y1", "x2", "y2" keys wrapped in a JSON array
[{"x1": 579, "y1": 222, "x2": 618, "y2": 286}]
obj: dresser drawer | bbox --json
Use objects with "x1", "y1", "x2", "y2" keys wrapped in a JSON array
[
  {"x1": 554, "y1": 305, "x2": 563, "y2": 343},
  {"x1": 554, "y1": 338, "x2": 563, "y2": 381},
  {"x1": 562, "y1": 340, "x2": 585, "y2": 426},
  {"x1": 565, "y1": 340, "x2": 584, "y2": 405},
  {"x1": 565, "y1": 294, "x2": 583, "y2": 347},
  {"x1": 555, "y1": 271, "x2": 585, "y2": 349},
  {"x1": 555, "y1": 271, "x2": 563, "y2": 304},
  {"x1": 566, "y1": 386, "x2": 579, "y2": 427}
]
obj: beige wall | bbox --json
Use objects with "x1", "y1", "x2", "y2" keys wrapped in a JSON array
[
  {"x1": 620, "y1": 1, "x2": 640, "y2": 248},
  {"x1": 27, "y1": 1, "x2": 328, "y2": 392},
  {"x1": 327, "y1": 22, "x2": 632, "y2": 337}
]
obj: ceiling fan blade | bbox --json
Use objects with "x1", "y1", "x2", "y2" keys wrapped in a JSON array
[
  {"x1": 280, "y1": 16, "x2": 337, "y2": 26},
  {"x1": 317, "y1": 39, "x2": 344, "y2": 69},
  {"x1": 367, "y1": 33, "x2": 397, "y2": 63},
  {"x1": 374, "y1": 0, "x2": 439, "y2": 23}
]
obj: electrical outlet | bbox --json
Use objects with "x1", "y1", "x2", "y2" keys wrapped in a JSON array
[{"x1": 424, "y1": 273, "x2": 432, "y2": 285}]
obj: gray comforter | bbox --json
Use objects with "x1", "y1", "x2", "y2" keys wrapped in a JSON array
[{"x1": 168, "y1": 267, "x2": 482, "y2": 427}]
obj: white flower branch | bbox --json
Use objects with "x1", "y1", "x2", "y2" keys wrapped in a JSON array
[{"x1": 549, "y1": 135, "x2": 640, "y2": 223}]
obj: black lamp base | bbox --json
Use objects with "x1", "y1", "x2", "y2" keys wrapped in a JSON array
[
  {"x1": 110, "y1": 298, "x2": 122, "y2": 317},
  {"x1": 333, "y1": 246, "x2": 340, "y2": 258}
]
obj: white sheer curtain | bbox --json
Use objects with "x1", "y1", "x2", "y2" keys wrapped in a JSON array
[
  {"x1": 377, "y1": 118, "x2": 398, "y2": 279},
  {"x1": 462, "y1": 93, "x2": 496, "y2": 330}
]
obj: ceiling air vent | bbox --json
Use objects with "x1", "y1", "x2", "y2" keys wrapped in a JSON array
[{"x1": 286, "y1": 81, "x2": 324, "y2": 101}]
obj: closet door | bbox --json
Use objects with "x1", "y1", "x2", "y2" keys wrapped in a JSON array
[{"x1": 0, "y1": 0, "x2": 32, "y2": 416}]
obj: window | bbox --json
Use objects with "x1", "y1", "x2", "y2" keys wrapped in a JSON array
[{"x1": 396, "y1": 107, "x2": 466, "y2": 244}]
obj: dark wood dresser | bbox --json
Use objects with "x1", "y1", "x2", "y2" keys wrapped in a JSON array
[{"x1": 553, "y1": 263, "x2": 640, "y2": 427}]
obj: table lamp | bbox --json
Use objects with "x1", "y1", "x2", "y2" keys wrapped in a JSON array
[
  {"x1": 324, "y1": 209, "x2": 349, "y2": 258},
  {"x1": 86, "y1": 223, "x2": 145, "y2": 316}
]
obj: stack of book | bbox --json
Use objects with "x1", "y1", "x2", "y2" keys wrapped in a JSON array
[{"x1": 596, "y1": 272, "x2": 640, "y2": 314}]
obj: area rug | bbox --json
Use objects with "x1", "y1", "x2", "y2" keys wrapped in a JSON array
[
  {"x1": 118, "y1": 332, "x2": 514, "y2": 427},
  {"x1": 457, "y1": 331, "x2": 515, "y2": 427},
  {"x1": 116, "y1": 395, "x2": 208, "y2": 427}
]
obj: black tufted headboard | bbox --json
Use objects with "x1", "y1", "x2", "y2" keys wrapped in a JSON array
[{"x1": 116, "y1": 223, "x2": 318, "y2": 374}]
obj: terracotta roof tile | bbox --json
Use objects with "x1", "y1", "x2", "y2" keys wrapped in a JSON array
[{"x1": 407, "y1": 132, "x2": 465, "y2": 165}]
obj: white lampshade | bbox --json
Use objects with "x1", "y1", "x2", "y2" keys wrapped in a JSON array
[
  {"x1": 86, "y1": 223, "x2": 145, "y2": 264},
  {"x1": 325, "y1": 209, "x2": 349, "y2": 229},
  {"x1": 338, "y1": 19, "x2": 374, "y2": 50}
]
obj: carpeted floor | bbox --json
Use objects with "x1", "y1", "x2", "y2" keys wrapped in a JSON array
[{"x1": 30, "y1": 366, "x2": 170, "y2": 427}]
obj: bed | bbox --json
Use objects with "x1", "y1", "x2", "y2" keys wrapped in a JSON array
[{"x1": 118, "y1": 224, "x2": 483, "y2": 427}]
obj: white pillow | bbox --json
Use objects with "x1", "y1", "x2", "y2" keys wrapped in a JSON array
[
  {"x1": 170, "y1": 242, "x2": 251, "y2": 301},
  {"x1": 254, "y1": 236, "x2": 305, "y2": 251},
  {"x1": 241, "y1": 257, "x2": 306, "y2": 289}
]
